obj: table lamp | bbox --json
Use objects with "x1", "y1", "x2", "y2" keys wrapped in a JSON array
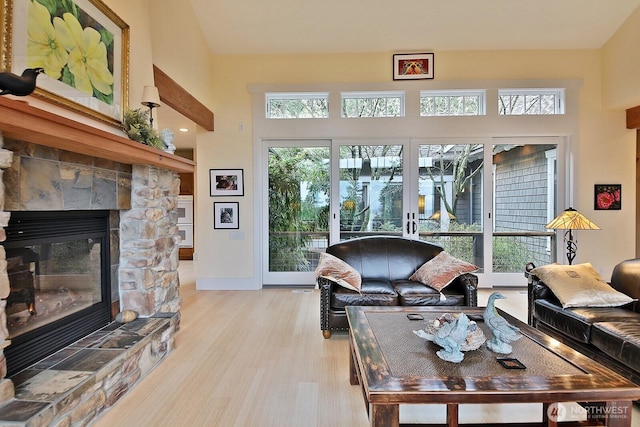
[
  {"x1": 545, "y1": 207, "x2": 600, "y2": 265},
  {"x1": 141, "y1": 86, "x2": 161, "y2": 127}
]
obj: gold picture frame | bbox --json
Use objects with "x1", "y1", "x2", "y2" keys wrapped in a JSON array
[{"x1": 1, "y1": 0, "x2": 130, "y2": 126}]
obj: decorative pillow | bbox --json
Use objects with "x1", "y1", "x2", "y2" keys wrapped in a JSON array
[
  {"x1": 315, "y1": 252, "x2": 361, "y2": 293},
  {"x1": 409, "y1": 251, "x2": 479, "y2": 292},
  {"x1": 530, "y1": 263, "x2": 635, "y2": 308}
]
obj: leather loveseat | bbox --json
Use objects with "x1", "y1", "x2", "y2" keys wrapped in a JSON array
[
  {"x1": 528, "y1": 258, "x2": 640, "y2": 385},
  {"x1": 318, "y1": 236, "x2": 478, "y2": 338}
]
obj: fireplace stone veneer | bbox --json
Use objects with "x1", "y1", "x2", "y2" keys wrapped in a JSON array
[{"x1": 0, "y1": 134, "x2": 183, "y2": 424}]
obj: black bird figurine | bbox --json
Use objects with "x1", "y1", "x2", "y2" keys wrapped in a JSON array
[{"x1": 0, "y1": 68, "x2": 45, "y2": 96}]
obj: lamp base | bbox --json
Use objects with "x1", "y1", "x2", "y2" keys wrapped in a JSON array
[{"x1": 564, "y1": 229, "x2": 577, "y2": 265}]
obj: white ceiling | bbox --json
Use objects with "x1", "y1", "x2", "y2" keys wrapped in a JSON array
[{"x1": 190, "y1": 0, "x2": 640, "y2": 55}]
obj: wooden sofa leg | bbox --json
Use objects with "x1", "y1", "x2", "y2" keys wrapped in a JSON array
[{"x1": 322, "y1": 330, "x2": 332, "y2": 339}]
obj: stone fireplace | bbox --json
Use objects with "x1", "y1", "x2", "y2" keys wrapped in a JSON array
[{"x1": 0, "y1": 97, "x2": 194, "y2": 424}]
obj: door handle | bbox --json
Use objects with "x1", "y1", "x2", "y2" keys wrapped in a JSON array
[{"x1": 412, "y1": 221, "x2": 417, "y2": 234}]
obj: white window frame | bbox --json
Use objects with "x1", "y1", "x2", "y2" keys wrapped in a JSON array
[
  {"x1": 265, "y1": 92, "x2": 329, "y2": 119},
  {"x1": 420, "y1": 90, "x2": 486, "y2": 116},
  {"x1": 341, "y1": 91, "x2": 405, "y2": 118},
  {"x1": 498, "y1": 88, "x2": 565, "y2": 115}
]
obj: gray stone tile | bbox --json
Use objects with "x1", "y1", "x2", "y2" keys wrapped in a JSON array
[
  {"x1": 20, "y1": 157, "x2": 62, "y2": 210},
  {"x1": 0, "y1": 400, "x2": 50, "y2": 422},
  {"x1": 51, "y1": 348, "x2": 123, "y2": 372},
  {"x1": 32, "y1": 348, "x2": 81, "y2": 370},
  {"x1": 96, "y1": 330, "x2": 145, "y2": 349},
  {"x1": 13, "y1": 369, "x2": 92, "y2": 402},
  {"x1": 91, "y1": 169, "x2": 117, "y2": 209},
  {"x1": 60, "y1": 163, "x2": 93, "y2": 210}
]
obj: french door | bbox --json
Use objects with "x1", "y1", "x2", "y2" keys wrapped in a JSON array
[
  {"x1": 263, "y1": 141, "x2": 331, "y2": 285},
  {"x1": 262, "y1": 138, "x2": 563, "y2": 287}
]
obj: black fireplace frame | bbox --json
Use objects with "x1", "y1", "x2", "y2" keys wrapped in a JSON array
[{"x1": 3, "y1": 210, "x2": 111, "y2": 375}]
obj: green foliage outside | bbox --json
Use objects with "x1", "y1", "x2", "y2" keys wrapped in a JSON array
[
  {"x1": 421, "y1": 221, "x2": 534, "y2": 272},
  {"x1": 339, "y1": 145, "x2": 403, "y2": 232},
  {"x1": 269, "y1": 147, "x2": 329, "y2": 272}
]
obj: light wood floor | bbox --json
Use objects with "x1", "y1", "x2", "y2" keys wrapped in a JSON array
[{"x1": 94, "y1": 262, "x2": 640, "y2": 426}]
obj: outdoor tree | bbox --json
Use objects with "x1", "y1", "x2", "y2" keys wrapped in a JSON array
[
  {"x1": 268, "y1": 147, "x2": 329, "y2": 271},
  {"x1": 425, "y1": 144, "x2": 483, "y2": 218}
]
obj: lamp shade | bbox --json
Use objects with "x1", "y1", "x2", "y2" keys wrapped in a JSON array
[
  {"x1": 141, "y1": 86, "x2": 161, "y2": 107},
  {"x1": 545, "y1": 207, "x2": 600, "y2": 230}
]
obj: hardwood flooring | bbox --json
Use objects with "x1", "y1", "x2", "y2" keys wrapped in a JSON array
[{"x1": 93, "y1": 262, "x2": 640, "y2": 426}]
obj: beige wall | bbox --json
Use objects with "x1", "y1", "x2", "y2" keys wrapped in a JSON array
[
  {"x1": 199, "y1": 47, "x2": 636, "y2": 285},
  {"x1": 603, "y1": 4, "x2": 640, "y2": 110}
]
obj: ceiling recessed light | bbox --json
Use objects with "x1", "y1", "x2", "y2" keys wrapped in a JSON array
[{"x1": 178, "y1": 128, "x2": 189, "y2": 132}]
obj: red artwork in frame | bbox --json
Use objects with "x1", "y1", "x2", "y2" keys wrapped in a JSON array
[
  {"x1": 594, "y1": 184, "x2": 621, "y2": 210},
  {"x1": 393, "y1": 53, "x2": 434, "y2": 80}
]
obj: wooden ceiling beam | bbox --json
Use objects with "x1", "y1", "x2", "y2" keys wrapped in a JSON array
[
  {"x1": 626, "y1": 105, "x2": 640, "y2": 129},
  {"x1": 153, "y1": 65, "x2": 215, "y2": 131}
]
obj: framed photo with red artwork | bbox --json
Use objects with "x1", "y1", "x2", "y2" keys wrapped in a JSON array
[{"x1": 393, "y1": 53, "x2": 434, "y2": 80}]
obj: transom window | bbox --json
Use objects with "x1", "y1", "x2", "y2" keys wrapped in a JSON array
[
  {"x1": 341, "y1": 92, "x2": 404, "y2": 118},
  {"x1": 266, "y1": 93, "x2": 329, "y2": 119},
  {"x1": 420, "y1": 90, "x2": 485, "y2": 116},
  {"x1": 498, "y1": 89, "x2": 564, "y2": 115}
]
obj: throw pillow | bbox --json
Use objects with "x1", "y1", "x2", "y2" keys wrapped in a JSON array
[
  {"x1": 315, "y1": 252, "x2": 362, "y2": 293},
  {"x1": 530, "y1": 263, "x2": 635, "y2": 308},
  {"x1": 409, "y1": 251, "x2": 479, "y2": 292}
]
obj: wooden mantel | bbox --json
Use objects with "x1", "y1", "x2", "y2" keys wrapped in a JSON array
[{"x1": 0, "y1": 97, "x2": 195, "y2": 173}]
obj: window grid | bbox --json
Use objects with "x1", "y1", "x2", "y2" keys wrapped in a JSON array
[
  {"x1": 420, "y1": 91, "x2": 485, "y2": 116},
  {"x1": 498, "y1": 89, "x2": 564, "y2": 115},
  {"x1": 264, "y1": 89, "x2": 565, "y2": 118},
  {"x1": 341, "y1": 92, "x2": 404, "y2": 118},
  {"x1": 266, "y1": 93, "x2": 329, "y2": 119}
]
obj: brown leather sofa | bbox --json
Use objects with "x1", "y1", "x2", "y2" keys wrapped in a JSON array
[
  {"x1": 528, "y1": 258, "x2": 640, "y2": 385},
  {"x1": 318, "y1": 236, "x2": 478, "y2": 338}
]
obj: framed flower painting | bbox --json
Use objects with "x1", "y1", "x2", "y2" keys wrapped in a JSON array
[
  {"x1": 1, "y1": 0, "x2": 130, "y2": 125},
  {"x1": 594, "y1": 184, "x2": 621, "y2": 210}
]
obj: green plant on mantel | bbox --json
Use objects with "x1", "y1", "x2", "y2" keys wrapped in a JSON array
[{"x1": 122, "y1": 108, "x2": 164, "y2": 149}]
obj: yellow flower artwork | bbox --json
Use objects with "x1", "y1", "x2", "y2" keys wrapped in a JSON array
[{"x1": 26, "y1": 0, "x2": 115, "y2": 105}]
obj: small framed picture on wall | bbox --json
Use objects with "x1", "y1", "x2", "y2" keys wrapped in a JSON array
[
  {"x1": 210, "y1": 169, "x2": 244, "y2": 196},
  {"x1": 214, "y1": 202, "x2": 239, "y2": 229},
  {"x1": 393, "y1": 53, "x2": 434, "y2": 80},
  {"x1": 594, "y1": 184, "x2": 621, "y2": 210}
]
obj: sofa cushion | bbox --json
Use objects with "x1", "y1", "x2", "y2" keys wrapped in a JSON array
[
  {"x1": 330, "y1": 279, "x2": 398, "y2": 309},
  {"x1": 534, "y1": 299, "x2": 640, "y2": 343},
  {"x1": 392, "y1": 280, "x2": 465, "y2": 306},
  {"x1": 530, "y1": 263, "x2": 635, "y2": 308},
  {"x1": 409, "y1": 251, "x2": 479, "y2": 292},
  {"x1": 591, "y1": 322, "x2": 640, "y2": 373},
  {"x1": 315, "y1": 252, "x2": 361, "y2": 292}
]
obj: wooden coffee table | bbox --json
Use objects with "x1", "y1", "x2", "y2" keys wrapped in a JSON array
[{"x1": 346, "y1": 306, "x2": 640, "y2": 427}]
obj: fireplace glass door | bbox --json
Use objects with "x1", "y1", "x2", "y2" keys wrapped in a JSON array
[
  {"x1": 3, "y1": 211, "x2": 111, "y2": 375},
  {"x1": 6, "y1": 240, "x2": 103, "y2": 337}
]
